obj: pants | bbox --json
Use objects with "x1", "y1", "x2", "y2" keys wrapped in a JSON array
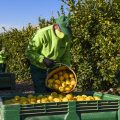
[
  {"x1": 0, "y1": 63, "x2": 6, "y2": 72},
  {"x1": 30, "y1": 64, "x2": 51, "y2": 93}
]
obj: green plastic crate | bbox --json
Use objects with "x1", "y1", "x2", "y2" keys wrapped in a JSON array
[{"x1": 0, "y1": 92, "x2": 120, "y2": 120}]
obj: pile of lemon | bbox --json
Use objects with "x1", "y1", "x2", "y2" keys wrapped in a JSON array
[
  {"x1": 4, "y1": 92, "x2": 101, "y2": 105},
  {"x1": 47, "y1": 70, "x2": 76, "y2": 93}
]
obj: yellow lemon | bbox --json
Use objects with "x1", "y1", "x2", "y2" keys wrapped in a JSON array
[
  {"x1": 53, "y1": 84, "x2": 59, "y2": 90},
  {"x1": 58, "y1": 71, "x2": 63, "y2": 76},
  {"x1": 53, "y1": 98, "x2": 61, "y2": 102},
  {"x1": 85, "y1": 97, "x2": 91, "y2": 101},
  {"x1": 27, "y1": 94, "x2": 34, "y2": 98},
  {"x1": 36, "y1": 99, "x2": 41, "y2": 103},
  {"x1": 63, "y1": 73, "x2": 69, "y2": 79},
  {"x1": 65, "y1": 86, "x2": 72, "y2": 92},
  {"x1": 47, "y1": 83, "x2": 53, "y2": 88},
  {"x1": 48, "y1": 79, "x2": 54, "y2": 84},
  {"x1": 66, "y1": 79, "x2": 71, "y2": 85},
  {"x1": 59, "y1": 76, "x2": 64, "y2": 81},
  {"x1": 77, "y1": 97, "x2": 85, "y2": 101},
  {"x1": 21, "y1": 100, "x2": 28, "y2": 105},
  {"x1": 59, "y1": 86, "x2": 64, "y2": 92},
  {"x1": 94, "y1": 96, "x2": 101, "y2": 100},
  {"x1": 48, "y1": 95, "x2": 54, "y2": 101},
  {"x1": 55, "y1": 79, "x2": 61, "y2": 85},
  {"x1": 41, "y1": 98, "x2": 48, "y2": 103},
  {"x1": 51, "y1": 92, "x2": 58, "y2": 97},
  {"x1": 62, "y1": 82, "x2": 67, "y2": 87},
  {"x1": 53, "y1": 74, "x2": 59, "y2": 79},
  {"x1": 82, "y1": 95, "x2": 87, "y2": 98},
  {"x1": 66, "y1": 94, "x2": 73, "y2": 100},
  {"x1": 62, "y1": 97, "x2": 69, "y2": 102},
  {"x1": 69, "y1": 73, "x2": 74, "y2": 78},
  {"x1": 14, "y1": 96, "x2": 20, "y2": 101},
  {"x1": 70, "y1": 79, "x2": 76, "y2": 85}
]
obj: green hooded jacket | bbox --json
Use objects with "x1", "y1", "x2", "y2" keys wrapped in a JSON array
[{"x1": 25, "y1": 25, "x2": 71, "y2": 69}]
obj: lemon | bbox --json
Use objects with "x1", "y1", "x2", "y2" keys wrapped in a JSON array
[
  {"x1": 53, "y1": 98, "x2": 61, "y2": 102},
  {"x1": 63, "y1": 73, "x2": 69, "y2": 79},
  {"x1": 36, "y1": 99, "x2": 41, "y2": 103},
  {"x1": 41, "y1": 98, "x2": 48, "y2": 103},
  {"x1": 14, "y1": 96, "x2": 20, "y2": 101},
  {"x1": 59, "y1": 76, "x2": 64, "y2": 81},
  {"x1": 69, "y1": 73, "x2": 74, "y2": 78},
  {"x1": 62, "y1": 97, "x2": 69, "y2": 102},
  {"x1": 94, "y1": 96, "x2": 101, "y2": 100},
  {"x1": 53, "y1": 74, "x2": 59, "y2": 79},
  {"x1": 85, "y1": 97, "x2": 91, "y2": 101},
  {"x1": 58, "y1": 71, "x2": 63, "y2": 76},
  {"x1": 66, "y1": 94, "x2": 73, "y2": 100},
  {"x1": 27, "y1": 94, "x2": 34, "y2": 98},
  {"x1": 48, "y1": 95, "x2": 54, "y2": 101},
  {"x1": 59, "y1": 86, "x2": 64, "y2": 92},
  {"x1": 48, "y1": 79, "x2": 54, "y2": 84},
  {"x1": 77, "y1": 97, "x2": 84, "y2": 101},
  {"x1": 51, "y1": 92, "x2": 58, "y2": 97}
]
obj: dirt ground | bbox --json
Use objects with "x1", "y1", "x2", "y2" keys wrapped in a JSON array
[{"x1": 0, "y1": 80, "x2": 119, "y2": 96}]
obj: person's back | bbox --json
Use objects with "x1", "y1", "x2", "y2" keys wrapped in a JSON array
[{"x1": 25, "y1": 15, "x2": 72, "y2": 93}]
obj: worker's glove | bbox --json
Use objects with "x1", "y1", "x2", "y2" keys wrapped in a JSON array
[{"x1": 43, "y1": 58, "x2": 56, "y2": 68}]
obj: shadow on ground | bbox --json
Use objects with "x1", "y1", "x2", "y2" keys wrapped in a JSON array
[{"x1": 0, "y1": 80, "x2": 35, "y2": 96}]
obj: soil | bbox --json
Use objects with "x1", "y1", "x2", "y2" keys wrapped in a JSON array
[{"x1": 0, "y1": 80, "x2": 119, "y2": 96}]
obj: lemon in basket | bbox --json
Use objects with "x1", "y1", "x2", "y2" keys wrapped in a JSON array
[
  {"x1": 53, "y1": 74, "x2": 59, "y2": 79},
  {"x1": 70, "y1": 78, "x2": 76, "y2": 86},
  {"x1": 55, "y1": 79, "x2": 61, "y2": 85},
  {"x1": 46, "y1": 66, "x2": 77, "y2": 93},
  {"x1": 58, "y1": 71, "x2": 63, "y2": 76},
  {"x1": 63, "y1": 73, "x2": 69, "y2": 79},
  {"x1": 59, "y1": 86, "x2": 65, "y2": 92},
  {"x1": 59, "y1": 76, "x2": 64, "y2": 81},
  {"x1": 69, "y1": 73, "x2": 74, "y2": 78}
]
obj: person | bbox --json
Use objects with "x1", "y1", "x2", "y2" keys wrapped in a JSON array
[
  {"x1": 0, "y1": 47, "x2": 6, "y2": 72},
  {"x1": 25, "y1": 15, "x2": 72, "y2": 93}
]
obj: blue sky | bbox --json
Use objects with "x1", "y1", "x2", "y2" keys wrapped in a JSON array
[{"x1": 0, "y1": 0, "x2": 67, "y2": 32}]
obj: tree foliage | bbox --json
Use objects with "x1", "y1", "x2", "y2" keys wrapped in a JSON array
[
  {"x1": 0, "y1": 17, "x2": 55, "y2": 81},
  {"x1": 61, "y1": 0, "x2": 120, "y2": 91},
  {"x1": 0, "y1": 0, "x2": 120, "y2": 91}
]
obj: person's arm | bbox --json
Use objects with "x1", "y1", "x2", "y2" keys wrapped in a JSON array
[
  {"x1": 61, "y1": 40, "x2": 71, "y2": 66},
  {"x1": 25, "y1": 31, "x2": 44, "y2": 64}
]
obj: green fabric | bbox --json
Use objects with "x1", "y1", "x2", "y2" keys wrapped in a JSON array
[
  {"x1": 26, "y1": 25, "x2": 71, "y2": 69},
  {"x1": 0, "y1": 51, "x2": 6, "y2": 63},
  {"x1": 56, "y1": 15, "x2": 72, "y2": 36}
]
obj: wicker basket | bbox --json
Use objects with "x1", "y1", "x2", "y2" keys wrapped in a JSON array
[{"x1": 45, "y1": 64, "x2": 77, "y2": 94}]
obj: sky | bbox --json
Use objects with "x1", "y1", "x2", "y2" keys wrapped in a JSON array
[{"x1": 0, "y1": 0, "x2": 67, "y2": 32}]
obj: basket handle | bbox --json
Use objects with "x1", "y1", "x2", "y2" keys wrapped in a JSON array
[
  {"x1": 55, "y1": 62, "x2": 69, "y2": 67},
  {"x1": 46, "y1": 62, "x2": 70, "y2": 76}
]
